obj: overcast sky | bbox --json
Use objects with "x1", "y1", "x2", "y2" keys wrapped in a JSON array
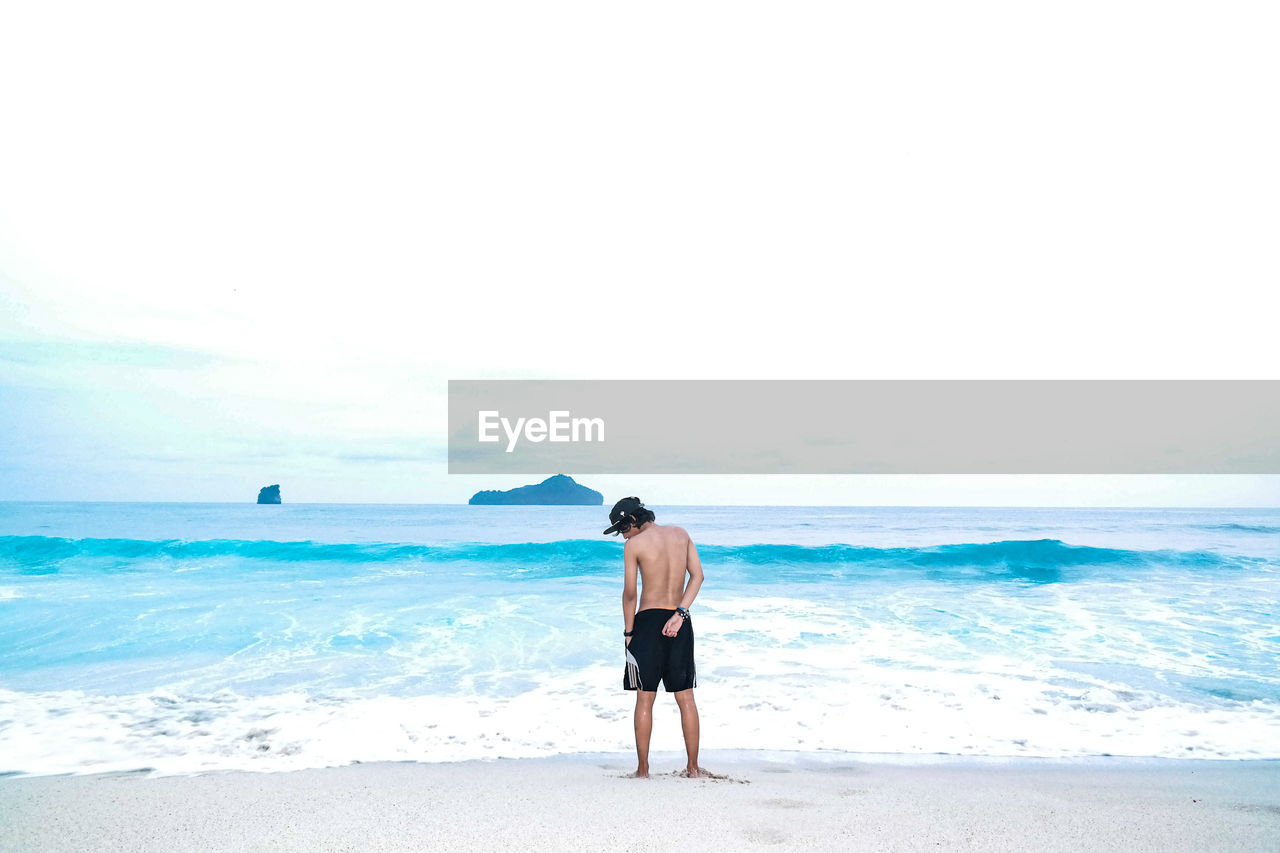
[{"x1": 2, "y1": 2, "x2": 1277, "y2": 505}]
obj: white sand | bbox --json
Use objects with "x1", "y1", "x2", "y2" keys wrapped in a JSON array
[{"x1": 2, "y1": 752, "x2": 1278, "y2": 852}]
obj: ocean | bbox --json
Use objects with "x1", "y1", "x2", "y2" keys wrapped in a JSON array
[{"x1": 1, "y1": 503, "x2": 1278, "y2": 777}]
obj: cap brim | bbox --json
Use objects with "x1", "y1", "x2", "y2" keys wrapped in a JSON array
[{"x1": 602, "y1": 522, "x2": 623, "y2": 535}]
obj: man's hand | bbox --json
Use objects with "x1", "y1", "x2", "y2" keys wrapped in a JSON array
[{"x1": 662, "y1": 612, "x2": 683, "y2": 637}]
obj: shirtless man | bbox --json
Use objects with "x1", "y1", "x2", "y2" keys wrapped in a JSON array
[{"x1": 602, "y1": 496, "x2": 706, "y2": 778}]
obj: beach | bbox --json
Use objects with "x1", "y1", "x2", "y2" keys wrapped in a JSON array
[{"x1": 3, "y1": 752, "x2": 1279, "y2": 851}]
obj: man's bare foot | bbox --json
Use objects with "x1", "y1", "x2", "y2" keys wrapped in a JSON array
[
  {"x1": 677, "y1": 766, "x2": 728, "y2": 779},
  {"x1": 630, "y1": 765, "x2": 649, "y2": 778}
]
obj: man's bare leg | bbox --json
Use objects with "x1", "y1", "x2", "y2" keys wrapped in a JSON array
[
  {"x1": 673, "y1": 689, "x2": 704, "y2": 777},
  {"x1": 632, "y1": 690, "x2": 656, "y2": 777}
]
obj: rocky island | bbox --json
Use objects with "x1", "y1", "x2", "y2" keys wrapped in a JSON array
[
  {"x1": 257, "y1": 484, "x2": 282, "y2": 504},
  {"x1": 468, "y1": 474, "x2": 602, "y2": 506}
]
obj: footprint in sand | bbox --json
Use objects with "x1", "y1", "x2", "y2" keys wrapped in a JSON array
[
  {"x1": 760, "y1": 797, "x2": 813, "y2": 809},
  {"x1": 738, "y1": 827, "x2": 789, "y2": 845}
]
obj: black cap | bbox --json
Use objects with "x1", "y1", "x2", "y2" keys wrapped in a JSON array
[{"x1": 603, "y1": 496, "x2": 646, "y2": 535}]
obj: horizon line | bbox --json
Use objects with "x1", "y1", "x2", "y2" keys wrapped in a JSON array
[{"x1": 2, "y1": 500, "x2": 1278, "y2": 510}]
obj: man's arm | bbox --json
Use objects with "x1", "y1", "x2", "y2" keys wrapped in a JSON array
[
  {"x1": 622, "y1": 539, "x2": 639, "y2": 638},
  {"x1": 679, "y1": 537, "x2": 704, "y2": 610}
]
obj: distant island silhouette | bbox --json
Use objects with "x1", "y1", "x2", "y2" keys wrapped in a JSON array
[
  {"x1": 257, "y1": 484, "x2": 282, "y2": 504},
  {"x1": 469, "y1": 474, "x2": 602, "y2": 506}
]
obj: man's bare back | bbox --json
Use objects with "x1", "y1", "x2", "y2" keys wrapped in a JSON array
[{"x1": 629, "y1": 523, "x2": 695, "y2": 610}]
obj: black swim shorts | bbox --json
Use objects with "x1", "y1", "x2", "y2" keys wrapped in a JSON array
[{"x1": 623, "y1": 607, "x2": 696, "y2": 692}]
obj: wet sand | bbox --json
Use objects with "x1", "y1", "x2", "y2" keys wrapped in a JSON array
[{"x1": 2, "y1": 752, "x2": 1278, "y2": 851}]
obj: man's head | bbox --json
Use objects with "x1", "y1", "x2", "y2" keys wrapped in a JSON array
[{"x1": 602, "y1": 496, "x2": 656, "y2": 539}]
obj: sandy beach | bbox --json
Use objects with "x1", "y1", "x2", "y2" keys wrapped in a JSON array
[{"x1": 2, "y1": 752, "x2": 1278, "y2": 852}]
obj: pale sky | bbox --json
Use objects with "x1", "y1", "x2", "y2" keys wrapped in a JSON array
[{"x1": 2, "y1": 2, "x2": 1277, "y2": 505}]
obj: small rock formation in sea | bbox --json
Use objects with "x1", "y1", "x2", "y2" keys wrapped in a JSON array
[
  {"x1": 468, "y1": 474, "x2": 603, "y2": 506},
  {"x1": 257, "y1": 484, "x2": 282, "y2": 504}
]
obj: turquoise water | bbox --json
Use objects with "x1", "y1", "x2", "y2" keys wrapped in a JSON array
[{"x1": 1, "y1": 503, "x2": 1278, "y2": 776}]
